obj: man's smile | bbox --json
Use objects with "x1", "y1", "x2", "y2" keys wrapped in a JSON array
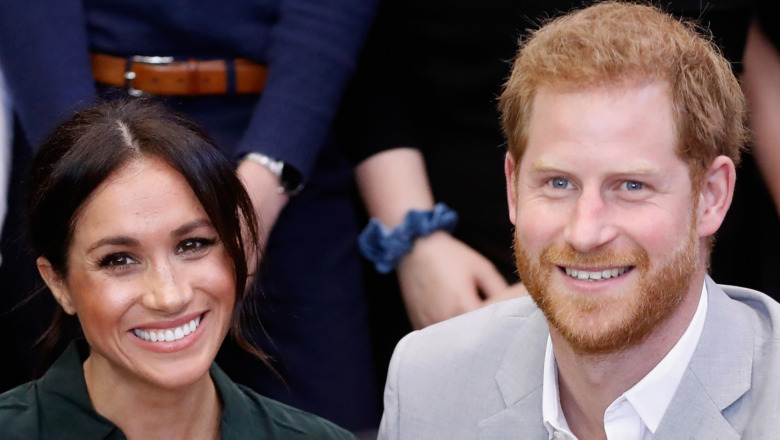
[{"x1": 561, "y1": 266, "x2": 633, "y2": 281}]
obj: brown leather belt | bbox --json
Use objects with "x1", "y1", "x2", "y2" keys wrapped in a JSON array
[{"x1": 90, "y1": 53, "x2": 267, "y2": 96}]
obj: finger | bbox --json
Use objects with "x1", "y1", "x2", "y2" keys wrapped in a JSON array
[
  {"x1": 473, "y1": 261, "x2": 509, "y2": 298},
  {"x1": 416, "y1": 286, "x2": 483, "y2": 329},
  {"x1": 457, "y1": 286, "x2": 485, "y2": 310},
  {"x1": 483, "y1": 283, "x2": 529, "y2": 305},
  {"x1": 507, "y1": 282, "x2": 529, "y2": 297}
]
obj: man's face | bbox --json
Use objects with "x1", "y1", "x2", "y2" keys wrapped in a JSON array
[{"x1": 507, "y1": 82, "x2": 704, "y2": 355}]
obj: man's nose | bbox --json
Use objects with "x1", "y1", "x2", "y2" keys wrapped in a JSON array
[
  {"x1": 563, "y1": 188, "x2": 618, "y2": 253},
  {"x1": 142, "y1": 260, "x2": 192, "y2": 313}
]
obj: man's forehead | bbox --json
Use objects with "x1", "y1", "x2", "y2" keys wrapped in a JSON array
[
  {"x1": 518, "y1": 80, "x2": 687, "y2": 176},
  {"x1": 531, "y1": 75, "x2": 672, "y2": 105},
  {"x1": 528, "y1": 81, "x2": 674, "y2": 133}
]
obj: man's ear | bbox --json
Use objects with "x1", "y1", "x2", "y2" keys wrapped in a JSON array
[
  {"x1": 505, "y1": 153, "x2": 518, "y2": 225},
  {"x1": 36, "y1": 257, "x2": 77, "y2": 315},
  {"x1": 697, "y1": 155, "x2": 736, "y2": 238}
]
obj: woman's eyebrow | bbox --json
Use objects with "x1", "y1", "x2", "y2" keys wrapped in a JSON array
[
  {"x1": 171, "y1": 218, "x2": 214, "y2": 237},
  {"x1": 86, "y1": 236, "x2": 140, "y2": 253}
]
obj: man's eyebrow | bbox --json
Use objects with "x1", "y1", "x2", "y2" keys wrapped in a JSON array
[
  {"x1": 530, "y1": 160, "x2": 660, "y2": 175},
  {"x1": 528, "y1": 161, "x2": 563, "y2": 172},
  {"x1": 608, "y1": 166, "x2": 660, "y2": 175}
]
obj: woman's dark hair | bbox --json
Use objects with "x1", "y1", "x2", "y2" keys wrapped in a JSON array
[{"x1": 27, "y1": 98, "x2": 273, "y2": 371}]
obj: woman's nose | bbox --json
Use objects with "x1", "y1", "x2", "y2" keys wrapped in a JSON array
[{"x1": 142, "y1": 261, "x2": 192, "y2": 313}]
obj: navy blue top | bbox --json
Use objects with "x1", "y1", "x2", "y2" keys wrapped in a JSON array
[{"x1": 0, "y1": 0, "x2": 379, "y2": 179}]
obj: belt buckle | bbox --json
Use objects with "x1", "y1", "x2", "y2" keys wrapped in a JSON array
[{"x1": 125, "y1": 55, "x2": 175, "y2": 97}]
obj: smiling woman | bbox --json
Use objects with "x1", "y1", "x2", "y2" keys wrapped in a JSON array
[{"x1": 0, "y1": 99, "x2": 354, "y2": 439}]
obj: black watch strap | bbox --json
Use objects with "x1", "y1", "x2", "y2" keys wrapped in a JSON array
[{"x1": 244, "y1": 152, "x2": 304, "y2": 195}]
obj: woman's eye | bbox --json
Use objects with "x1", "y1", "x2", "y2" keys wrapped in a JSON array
[
  {"x1": 176, "y1": 237, "x2": 216, "y2": 255},
  {"x1": 549, "y1": 177, "x2": 572, "y2": 190},
  {"x1": 99, "y1": 253, "x2": 136, "y2": 268},
  {"x1": 621, "y1": 181, "x2": 644, "y2": 191}
]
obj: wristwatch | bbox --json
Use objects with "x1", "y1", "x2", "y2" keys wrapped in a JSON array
[{"x1": 243, "y1": 152, "x2": 304, "y2": 195}]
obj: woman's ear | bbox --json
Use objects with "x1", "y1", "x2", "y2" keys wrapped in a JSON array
[
  {"x1": 37, "y1": 257, "x2": 77, "y2": 315},
  {"x1": 697, "y1": 155, "x2": 736, "y2": 238}
]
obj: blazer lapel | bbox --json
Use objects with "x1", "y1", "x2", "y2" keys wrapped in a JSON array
[
  {"x1": 479, "y1": 309, "x2": 549, "y2": 440},
  {"x1": 654, "y1": 277, "x2": 751, "y2": 440}
]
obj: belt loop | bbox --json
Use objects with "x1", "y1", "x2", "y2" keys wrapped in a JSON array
[
  {"x1": 187, "y1": 59, "x2": 199, "y2": 96},
  {"x1": 226, "y1": 59, "x2": 237, "y2": 95},
  {"x1": 124, "y1": 58, "x2": 142, "y2": 97}
]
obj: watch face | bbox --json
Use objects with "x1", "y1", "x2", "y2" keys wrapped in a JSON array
[{"x1": 280, "y1": 163, "x2": 304, "y2": 194}]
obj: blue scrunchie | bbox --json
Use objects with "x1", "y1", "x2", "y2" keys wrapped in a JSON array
[{"x1": 358, "y1": 203, "x2": 458, "y2": 273}]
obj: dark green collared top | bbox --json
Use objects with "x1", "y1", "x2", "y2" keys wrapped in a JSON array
[{"x1": 0, "y1": 342, "x2": 355, "y2": 439}]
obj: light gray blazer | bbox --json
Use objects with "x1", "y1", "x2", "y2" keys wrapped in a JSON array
[{"x1": 378, "y1": 277, "x2": 780, "y2": 439}]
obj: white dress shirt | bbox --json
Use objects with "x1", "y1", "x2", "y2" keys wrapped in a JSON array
[
  {"x1": 0, "y1": 64, "x2": 12, "y2": 267},
  {"x1": 542, "y1": 282, "x2": 709, "y2": 440}
]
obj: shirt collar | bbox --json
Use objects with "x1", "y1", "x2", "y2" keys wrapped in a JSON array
[
  {"x1": 210, "y1": 362, "x2": 268, "y2": 439},
  {"x1": 542, "y1": 282, "x2": 708, "y2": 439},
  {"x1": 38, "y1": 340, "x2": 121, "y2": 439},
  {"x1": 542, "y1": 335, "x2": 573, "y2": 438}
]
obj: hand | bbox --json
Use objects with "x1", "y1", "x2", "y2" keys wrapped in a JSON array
[
  {"x1": 397, "y1": 231, "x2": 508, "y2": 329},
  {"x1": 484, "y1": 282, "x2": 529, "y2": 306},
  {"x1": 236, "y1": 159, "x2": 289, "y2": 268}
]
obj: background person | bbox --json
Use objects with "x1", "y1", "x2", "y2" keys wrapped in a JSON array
[{"x1": 0, "y1": 99, "x2": 353, "y2": 439}]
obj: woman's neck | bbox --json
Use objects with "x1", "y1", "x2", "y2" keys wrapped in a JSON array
[{"x1": 83, "y1": 355, "x2": 222, "y2": 440}]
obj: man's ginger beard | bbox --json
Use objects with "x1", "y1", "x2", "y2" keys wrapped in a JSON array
[{"x1": 515, "y1": 215, "x2": 700, "y2": 355}]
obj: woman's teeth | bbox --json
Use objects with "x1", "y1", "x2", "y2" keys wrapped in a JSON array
[
  {"x1": 564, "y1": 267, "x2": 630, "y2": 281},
  {"x1": 133, "y1": 315, "x2": 201, "y2": 342}
]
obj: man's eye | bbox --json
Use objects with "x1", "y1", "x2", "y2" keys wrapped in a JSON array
[
  {"x1": 99, "y1": 253, "x2": 136, "y2": 268},
  {"x1": 549, "y1": 177, "x2": 572, "y2": 189},
  {"x1": 621, "y1": 181, "x2": 644, "y2": 191}
]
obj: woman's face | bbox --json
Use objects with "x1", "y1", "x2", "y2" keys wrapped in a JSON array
[{"x1": 41, "y1": 156, "x2": 235, "y2": 390}]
